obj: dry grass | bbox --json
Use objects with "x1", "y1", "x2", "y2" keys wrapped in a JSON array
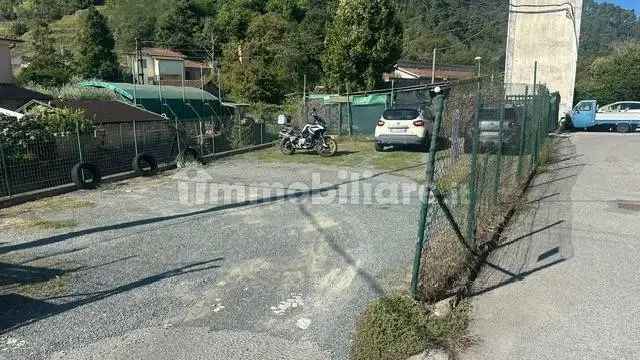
[
  {"x1": 420, "y1": 230, "x2": 471, "y2": 303},
  {"x1": 15, "y1": 274, "x2": 69, "y2": 298},
  {"x1": 238, "y1": 137, "x2": 427, "y2": 178},
  {"x1": 0, "y1": 195, "x2": 91, "y2": 231},
  {"x1": 0, "y1": 217, "x2": 78, "y2": 231},
  {"x1": 0, "y1": 196, "x2": 94, "y2": 217},
  {"x1": 351, "y1": 295, "x2": 473, "y2": 360},
  {"x1": 435, "y1": 157, "x2": 471, "y2": 194}
]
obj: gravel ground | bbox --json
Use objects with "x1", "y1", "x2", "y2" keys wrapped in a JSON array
[
  {"x1": 0, "y1": 156, "x2": 426, "y2": 360},
  {"x1": 462, "y1": 132, "x2": 640, "y2": 359}
]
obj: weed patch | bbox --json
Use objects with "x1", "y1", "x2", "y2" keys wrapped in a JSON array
[{"x1": 351, "y1": 295, "x2": 472, "y2": 360}]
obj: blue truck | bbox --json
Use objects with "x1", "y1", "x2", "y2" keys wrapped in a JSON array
[{"x1": 569, "y1": 100, "x2": 640, "y2": 133}]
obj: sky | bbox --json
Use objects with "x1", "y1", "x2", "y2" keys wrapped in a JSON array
[{"x1": 596, "y1": 0, "x2": 640, "y2": 14}]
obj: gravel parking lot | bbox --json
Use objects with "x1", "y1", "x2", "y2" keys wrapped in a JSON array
[{"x1": 0, "y1": 149, "x2": 425, "y2": 360}]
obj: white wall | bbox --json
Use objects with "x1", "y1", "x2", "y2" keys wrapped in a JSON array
[
  {"x1": 505, "y1": 0, "x2": 583, "y2": 116},
  {"x1": 0, "y1": 41, "x2": 16, "y2": 84}
]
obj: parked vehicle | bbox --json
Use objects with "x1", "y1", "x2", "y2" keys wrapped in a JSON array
[
  {"x1": 569, "y1": 100, "x2": 640, "y2": 133},
  {"x1": 278, "y1": 111, "x2": 338, "y2": 157},
  {"x1": 374, "y1": 108, "x2": 431, "y2": 151},
  {"x1": 464, "y1": 104, "x2": 523, "y2": 154},
  {"x1": 598, "y1": 101, "x2": 640, "y2": 113}
]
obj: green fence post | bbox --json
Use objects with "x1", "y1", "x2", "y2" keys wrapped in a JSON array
[
  {"x1": 531, "y1": 63, "x2": 539, "y2": 169},
  {"x1": 347, "y1": 85, "x2": 353, "y2": 137},
  {"x1": 516, "y1": 87, "x2": 529, "y2": 181},
  {"x1": 466, "y1": 87, "x2": 482, "y2": 248},
  {"x1": 410, "y1": 91, "x2": 446, "y2": 300},
  {"x1": 493, "y1": 98, "x2": 505, "y2": 205},
  {"x1": 338, "y1": 103, "x2": 343, "y2": 136}
]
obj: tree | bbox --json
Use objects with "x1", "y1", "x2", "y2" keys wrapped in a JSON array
[
  {"x1": 15, "y1": 0, "x2": 65, "y2": 24},
  {"x1": 215, "y1": 0, "x2": 266, "y2": 41},
  {"x1": 106, "y1": 0, "x2": 162, "y2": 51},
  {"x1": 76, "y1": 6, "x2": 120, "y2": 80},
  {"x1": 17, "y1": 21, "x2": 72, "y2": 87},
  {"x1": 575, "y1": 42, "x2": 640, "y2": 105},
  {"x1": 222, "y1": 13, "x2": 302, "y2": 103},
  {"x1": 155, "y1": 0, "x2": 202, "y2": 52},
  {"x1": 323, "y1": 0, "x2": 403, "y2": 91}
]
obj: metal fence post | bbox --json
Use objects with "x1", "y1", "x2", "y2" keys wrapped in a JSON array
[
  {"x1": 75, "y1": 117, "x2": 84, "y2": 163},
  {"x1": 531, "y1": 62, "x2": 539, "y2": 169},
  {"x1": 175, "y1": 118, "x2": 182, "y2": 155},
  {"x1": 338, "y1": 103, "x2": 343, "y2": 136},
  {"x1": 516, "y1": 87, "x2": 529, "y2": 181},
  {"x1": 260, "y1": 122, "x2": 264, "y2": 144},
  {"x1": 493, "y1": 98, "x2": 505, "y2": 204},
  {"x1": 347, "y1": 85, "x2": 353, "y2": 137},
  {"x1": 466, "y1": 89, "x2": 481, "y2": 248},
  {"x1": 0, "y1": 142, "x2": 12, "y2": 196},
  {"x1": 132, "y1": 118, "x2": 139, "y2": 157},
  {"x1": 410, "y1": 91, "x2": 446, "y2": 299}
]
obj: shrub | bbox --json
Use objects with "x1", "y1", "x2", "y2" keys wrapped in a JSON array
[
  {"x1": 351, "y1": 296, "x2": 430, "y2": 360},
  {"x1": 0, "y1": 107, "x2": 92, "y2": 160},
  {"x1": 27, "y1": 83, "x2": 119, "y2": 101},
  {"x1": 351, "y1": 296, "x2": 472, "y2": 360},
  {"x1": 26, "y1": 106, "x2": 93, "y2": 135}
]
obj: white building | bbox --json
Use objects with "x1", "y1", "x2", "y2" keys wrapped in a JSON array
[
  {"x1": 0, "y1": 37, "x2": 19, "y2": 85},
  {"x1": 126, "y1": 48, "x2": 211, "y2": 87},
  {"x1": 504, "y1": 0, "x2": 584, "y2": 116}
]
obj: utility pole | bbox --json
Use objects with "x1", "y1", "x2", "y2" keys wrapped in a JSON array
[
  {"x1": 303, "y1": 74, "x2": 307, "y2": 122},
  {"x1": 475, "y1": 56, "x2": 483, "y2": 78},
  {"x1": 210, "y1": 34, "x2": 222, "y2": 106},
  {"x1": 135, "y1": 38, "x2": 145, "y2": 85},
  {"x1": 431, "y1": 48, "x2": 437, "y2": 84}
]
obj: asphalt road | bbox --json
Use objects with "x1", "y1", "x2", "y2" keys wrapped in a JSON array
[
  {"x1": 0, "y1": 158, "x2": 424, "y2": 360},
  {"x1": 462, "y1": 132, "x2": 640, "y2": 359}
]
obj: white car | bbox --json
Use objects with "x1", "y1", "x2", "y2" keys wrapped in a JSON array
[
  {"x1": 598, "y1": 101, "x2": 640, "y2": 113},
  {"x1": 374, "y1": 108, "x2": 431, "y2": 151}
]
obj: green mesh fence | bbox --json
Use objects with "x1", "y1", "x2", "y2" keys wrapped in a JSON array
[{"x1": 412, "y1": 77, "x2": 558, "y2": 302}]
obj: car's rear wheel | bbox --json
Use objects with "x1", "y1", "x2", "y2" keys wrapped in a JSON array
[{"x1": 617, "y1": 123, "x2": 630, "y2": 133}]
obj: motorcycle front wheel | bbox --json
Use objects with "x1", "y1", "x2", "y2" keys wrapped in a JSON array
[
  {"x1": 317, "y1": 137, "x2": 338, "y2": 157},
  {"x1": 280, "y1": 139, "x2": 295, "y2": 155}
]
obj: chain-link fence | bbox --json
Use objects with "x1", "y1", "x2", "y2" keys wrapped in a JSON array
[
  {"x1": 0, "y1": 108, "x2": 280, "y2": 199},
  {"x1": 304, "y1": 84, "x2": 442, "y2": 137},
  {"x1": 411, "y1": 75, "x2": 559, "y2": 302}
]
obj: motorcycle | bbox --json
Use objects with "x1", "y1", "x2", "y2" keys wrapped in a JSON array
[{"x1": 278, "y1": 111, "x2": 338, "y2": 157}]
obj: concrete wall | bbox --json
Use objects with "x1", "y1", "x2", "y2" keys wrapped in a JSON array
[
  {"x1": 0, "y1": 41, "x2": 16, "y2": 84},
  {"x1": 504, "y1": 0, "x2": 583, "y2": 116}
]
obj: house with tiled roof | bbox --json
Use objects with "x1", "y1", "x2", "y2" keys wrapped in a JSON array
[
  {"x1": 125, "y1": 48, "x2": 212, "y2": 88},
  {"x1": 0, "y1": 37, "x2": 50, "y2": 111}
]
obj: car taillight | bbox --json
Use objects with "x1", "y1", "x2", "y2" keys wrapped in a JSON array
[
  {"x1": 377, "y1": 120, "x2": 385, "y2": 127},
  {"x1": 413, "y1": 120, "x2": 425, "y2": 127}
]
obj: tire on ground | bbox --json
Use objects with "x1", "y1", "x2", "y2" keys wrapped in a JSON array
[
  {"x1": 132, "y1": 153, "x2": 159, "y2": 176},
  {"x1": 616, "y1": 123, "x2": 630, "y2": 133},
  {"x1": 71, "y1": 162, "x2": 101, "y2": 189}
]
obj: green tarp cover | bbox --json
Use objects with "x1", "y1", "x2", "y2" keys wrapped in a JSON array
[
  {"x1": 351, "y1": 94, "x2": 388, "y2": 106},
  {"x1": 308, "y1": 93, "x2": 388, "y2": 106},
  {"x1": 80, "y1": 81, "x2": 228, "y2": 121}
]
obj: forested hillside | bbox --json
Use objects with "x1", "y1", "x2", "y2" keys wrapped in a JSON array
[{"x1": 0, "y1": 0, "x2": 638, "y2": 104}]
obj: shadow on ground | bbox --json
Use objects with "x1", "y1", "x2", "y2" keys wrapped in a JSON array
[
  {"x1": 468, "y1": 138, "x2": 584, "y2": 297},
  {"x1": 0, "y1": 258, "x2": 223, "y2": 334},
  {"x1": 0, "y1": 162, "x2": 425, "y2": 256}
]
